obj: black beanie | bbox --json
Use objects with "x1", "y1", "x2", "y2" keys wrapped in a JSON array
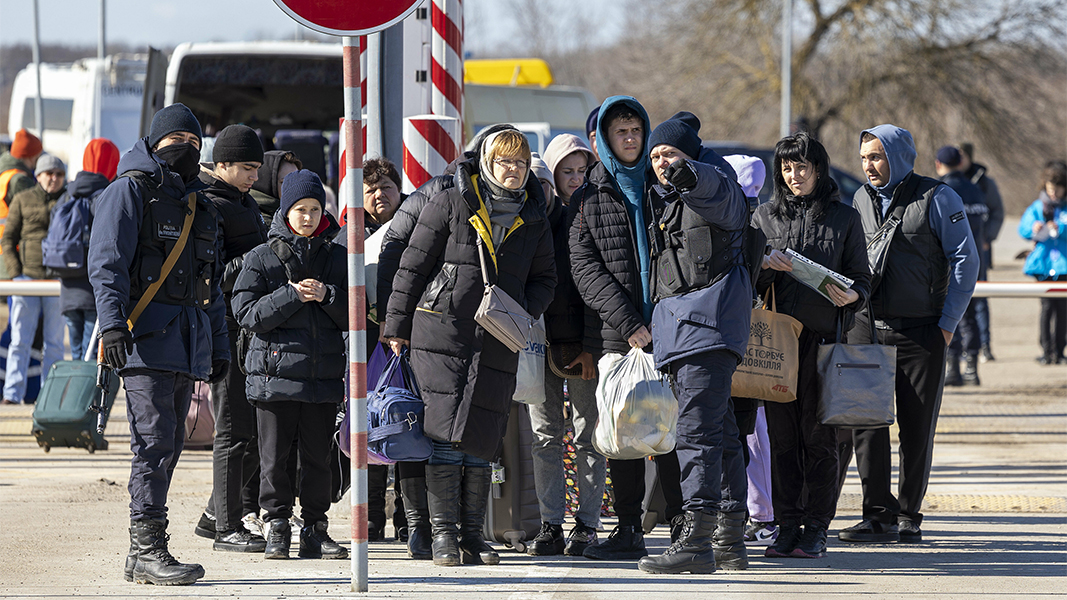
[
  {"x1": 648, "y1": 111, "x2": 702, "y2": 160},
  {"x1": 280, "y1": 169, "x2": 325, "y2": 217},
  {"x1": 148, "y1": 103, "x2": 203, "y2": 148},
  {"x1": 212, "y1": 124, "x2": 264, "y2": 164}
]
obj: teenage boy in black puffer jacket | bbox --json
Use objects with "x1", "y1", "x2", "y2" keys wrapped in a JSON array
[{"x1": 231, "y1": 169, "x2": 349, "y2": 560}]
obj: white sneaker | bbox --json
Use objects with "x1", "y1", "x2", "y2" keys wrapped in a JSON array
[
  {"x1": 242, "y1": 512, "x2": 266, "y2": 538},
  {"x1": 744, "y1": 521, "x2": 779, "y2": 546}
]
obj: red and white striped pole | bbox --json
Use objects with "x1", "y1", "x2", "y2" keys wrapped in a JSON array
[
  {"x1": 342, "y1": 35, "x2": 369, "y2": 594},
  {"x1": 401, "y1": 115, "x2": 460, "y2": 194},
  {"x1": 430, "y1": 0, "x2": 463, "y2": 125}
]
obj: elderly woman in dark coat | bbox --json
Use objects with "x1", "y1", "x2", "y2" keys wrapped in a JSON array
[
  {"x1": 231, "y1": 169, "x2": 348, "y2": 561},
  {"x1": 383, "y1": 128, "x2": 557, "y2": 567}
]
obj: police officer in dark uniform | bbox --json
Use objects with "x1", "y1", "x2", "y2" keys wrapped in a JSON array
[
  {"x1": 636, "y1": 114, "x2": 754, "y2": 575},
  {"x1": 89, "y1": 103, "x2": 229, "y2": 586}
]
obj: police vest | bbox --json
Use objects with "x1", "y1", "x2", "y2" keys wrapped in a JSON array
[
  {"x1": 123, "y1": 171, "x2": 220, "y2": 309},
  {"x1": 648, "y1": 184, "x2": 746, "y2": 302}
]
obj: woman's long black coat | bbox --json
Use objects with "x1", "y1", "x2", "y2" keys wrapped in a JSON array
[{"x1": 383, "y1": 159, "x2": 556, "y2": 461}]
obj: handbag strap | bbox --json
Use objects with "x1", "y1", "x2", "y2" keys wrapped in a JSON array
[
  {"x1": 374, "y1": 347, "x2": 422, "y2": 398},
  {"x1": 475, "y1": 234, "x2": 492, "y2": 288},
  {"x1": 126, "y1": 192, "x2": 197, "y2": 329},
  {"x1": 835, "y1": 298, "x2": 879, "y2": 345},
  {"x1": 762, "y1": 283, "x2": 777, "y2": 312}
]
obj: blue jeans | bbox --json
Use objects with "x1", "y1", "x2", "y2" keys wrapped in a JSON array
[
  {"x1": 429, "y1": 440, "x2": 489, "y2": 467},
  {"x1": 4, "y1": 284, "x2": 65, "y2": 402},
  {"x1": 63, "y1": 309, "x2": 97, "y2": 362},
  {"x1": 529, "y1": 370, "x2": 605, "y2": 527}
]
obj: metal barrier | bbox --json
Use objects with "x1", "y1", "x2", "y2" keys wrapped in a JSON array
[{"x1": 0, "y1": 280, "x2": 1061, "y2": 298}]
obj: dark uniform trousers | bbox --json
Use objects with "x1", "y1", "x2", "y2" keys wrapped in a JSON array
[
  {"x1": 257, "y1": 400, "x2": 338, "y2": 525},
  {"x1": 124, "y1": 369, "x2": 195, "y2": 521},
  {"x1": 669, "y1": 349, "x2": 746, "y2": 514},
  {"x1": 608, "y1": 451, "x2": 683, "y2": 527},
  {"x1": 850, "y1": 312, "x2": 947, "y2": 526},
  {"x1": 208, "y1": 330, "x2": 260, "y2": 532}
]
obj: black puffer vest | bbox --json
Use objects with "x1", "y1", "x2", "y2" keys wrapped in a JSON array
[
  {"x1": 854, "y1": 173, "x2": 947, "y2": 322},
  {"x1": 125, "y1": 171, "x2": 219, "y2": 309}
]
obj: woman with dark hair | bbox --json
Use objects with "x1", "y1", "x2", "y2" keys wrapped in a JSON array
[
  {"x1": 751, "y1": 132, "x2": 871, "y2": 559},
  {"x1": 383, "y1": 128, "x2": 557, "y2": 567},
  {"x1": 1019, "y1": 160, "x2": 1067, "y2": 364}
]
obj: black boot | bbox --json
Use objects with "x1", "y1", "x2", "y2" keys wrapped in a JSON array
[
  {"x1": 299, "y1": 520, "x2": 348, "y2": 559},
  {"x1": 426, "y1": 464, "x2": 463, "y2": 566},
  {"x1": 400, "y1": 476, "x2": 432, "y2": 560},
  {"x1": 368, "y1": 464, "x2": 389, "y2": 541},
  {"x1": 962, "y1": 354, "x2": 981, "y2": 386},
  {"x1": 124, "y1": 525, "x2": 138, "y2": 581},
  {"x1": 637, "y1": 510, "x2": 717, "y2": 574},
  {"x1": 458, "y1": 466, "x2": 500, "y2": 565},
  {"x1": 945, "y1": 352, "x2": 963, "y2": 386},
  {"x1": 263, "y1": 518, "x2": 292, "y2": 560},
  {"x1": 712, "y1": 510, "x2": 748, "y2": 570},
  {"x1": 583, "y1": 524, "x2": 647, "y2": 560},
  {"x1": 129, "y1": 520, "x2": 205, "y2": 585}
]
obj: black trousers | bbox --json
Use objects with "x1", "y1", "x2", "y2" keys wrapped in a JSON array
[
  {"x1": 849, "y1": 314, "x2": 947, "y2": 526},
  {"x1": 765, "y1": 328, "x2": 839, "y2": 528},
  {"x1": 1038, "y1": 275, "x2": 1067, "y2": 359},
  {"x1": 123, "y1": 369, "x2": 194, "y2": 521},
  {"x1": 670, "y1": 350, "x2": 746, "y2": 514},
  {"x1": 257, "y1": 400, "x2": 338, "y2": 525},
  {"x1": 207, "y1": 329, "x2": 260, "y2": 532},
  {"x1": 732, "y1": 397, "x2": 759, "y2": 467},
  {"x1": 948, "y1": 300, "x2": 980, "y2": 357},
  {"x1": 609, "y1": 451, "x2": 682, "y2": 527}
]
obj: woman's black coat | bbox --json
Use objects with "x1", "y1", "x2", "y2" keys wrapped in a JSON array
[
  {"x1": 231, "y1": 211, "x2": 348, "y2": 404},
  {"x1": 383, "y1": 158, "x2": 556, "y2": 461}
]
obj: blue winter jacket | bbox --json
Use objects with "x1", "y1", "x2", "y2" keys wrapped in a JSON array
[
  {"x1": 1019, "y1": 192, "x2": 1067, "y2": 280},
  {"x1": 88, "y1": 138, "x2": 228, "y2": 380},
  {"x1": 649, "y1": 160, "x2": 752, "y2": 369}
]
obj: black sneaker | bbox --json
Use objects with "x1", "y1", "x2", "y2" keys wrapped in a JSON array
[
  {"x1": 980, "y1": 345, "x2": 995, "y2": 363},
  {"x1": 299, "y1": 521, "x2": 348, "y2": 559},
  {"x1": 791, "y1": 523, "x2": 827, "y2": 558},
  {"x1": 582, "y1": 525, "x2": 647, "y2": 560},
  {"x1": 764, "y1": 522, "x2": 802, "y2": 558},
  {"x1": 564, "y1": 520, "x2": 598, "y2": 556},
  {"x1": 898, "y1": 520, "x2": 922, "y2": 542},
  {"x1": 528, "y1": 522, "x2": 565, "y2": 556},
  {"x1": 193, "y1": 511, "x2": 216, "y2": 539},
  {"x1": 213, "y1": 529, "x2": 267, "y2": 553},
  {"x1": 838, "y1": 519, "x2": 899, "y2": 543}
]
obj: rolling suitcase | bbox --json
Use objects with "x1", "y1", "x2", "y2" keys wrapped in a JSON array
[
  {"x1": 31, "y1": 360, "x2": 119, "y2": 453},
  {"x1": 483, "y1": 402, "x2": 541, "y2": 553}
]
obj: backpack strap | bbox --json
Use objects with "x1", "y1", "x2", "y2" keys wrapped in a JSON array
[{"x1": 126, "y1": 191, "x2": 197, "y2": 329}]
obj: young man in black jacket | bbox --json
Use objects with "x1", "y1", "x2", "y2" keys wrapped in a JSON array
[{"x1": 570, "y1": 96, "x2": 684, "y2": 561}]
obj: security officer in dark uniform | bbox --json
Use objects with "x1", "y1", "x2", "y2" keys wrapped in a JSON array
[
  {"x1": 89, "y1": 103, "x2": 229, "y2": 586},
  {"x1": 636, "y1": 114, "x2": 754, "y2": 575}
]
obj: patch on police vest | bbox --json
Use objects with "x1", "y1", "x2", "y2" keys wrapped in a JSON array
[
  {"x1": 157, "y1": 222, "x2": 182, "y2": 240},
  {"x1": 949, "y1": 211, "x2": 965, "y2": 224}
]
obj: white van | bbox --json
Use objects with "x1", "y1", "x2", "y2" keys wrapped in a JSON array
[{"x1": 7, "y1": 56, "x2": 146, "y2": 174}]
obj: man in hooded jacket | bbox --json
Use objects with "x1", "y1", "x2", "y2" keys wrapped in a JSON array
[
  {"x1": 840, "y1": 124, "x2": 977, "y2": 545},
  {"x1": 89, "y1": 103, "x2": 229, "y2": 586}
]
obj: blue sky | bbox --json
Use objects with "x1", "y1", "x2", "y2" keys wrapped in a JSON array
[{"x1": 0, "y1": 0, "x2": 619, "y2": 53}]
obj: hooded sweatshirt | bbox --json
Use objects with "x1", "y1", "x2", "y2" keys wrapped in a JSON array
[
  {"x1": 861, "y1": 124, "x2": 978, "y2": 333},
  {"x1": 249, "y1": 150, "x2": 290, "y2": 221},
  {"x1": 543, "y1": 133, "x2": 595, "y2": 202},
  {"x1": 596, "y1": 95, "x2": 653, "y2": 322}
]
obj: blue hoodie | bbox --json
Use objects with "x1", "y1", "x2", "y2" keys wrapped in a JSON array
[
  {"x1": 861, "y1": 125, "x2": 978, "y2": 333},
  {"x1": 88, "y1": 138, "x2": 228, "y2": 379},
  {"x1": 596, "y1": 96, "x2": 653, "y2": 323}
]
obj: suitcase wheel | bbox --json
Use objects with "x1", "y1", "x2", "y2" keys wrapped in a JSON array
[
  {"x1": 42, "y1": 444, "x2": 50, "y2": 453},
  {"x1": 87, "y1": 444, "x2": 96, "y2": 454},
  {"x1": 512, "y1": 541, "x2": 526, "y2": 553}
]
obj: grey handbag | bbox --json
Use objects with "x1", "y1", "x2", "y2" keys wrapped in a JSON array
[
  {"x1": 474, "y1": 235, "x2": 534, "y2": 353},
  {"x1": 816, "y1": 302, "x2": 897, "y2": 429}
]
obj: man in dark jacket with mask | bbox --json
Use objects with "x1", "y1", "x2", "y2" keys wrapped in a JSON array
[
  {"x1": 89, "y1": 103, "x2": 229, "y2": 586},
  {"x1": 635, "y1": 113, "x2": 753, "y2": 575},
  {"x1": 191, "y1": 124, "x2": 268, "y2": 553},
  {"x1": 840, "y1": 125, "x2": 977, "y2": 545}
]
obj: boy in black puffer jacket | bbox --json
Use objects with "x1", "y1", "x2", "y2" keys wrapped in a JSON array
[{"x1": 231, "y1": 169, "x2": 348, "y2": 560}]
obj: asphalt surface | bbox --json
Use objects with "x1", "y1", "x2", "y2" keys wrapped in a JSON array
[{"x1": 0, "y1": 220, "x2": 1064, "y2": 598}]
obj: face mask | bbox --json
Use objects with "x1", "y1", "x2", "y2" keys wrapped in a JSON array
[{"x1": 154, "y1": 142, "x2": 201, "y2": 185}]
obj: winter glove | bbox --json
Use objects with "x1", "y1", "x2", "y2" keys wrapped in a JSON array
[
  {"x1": 209, "y1": 359, "x2": 230, "y2": 384},
  {"x1": 665, "y1": 159, "x2": 699, "y2": 191},
  {"x1": 100, "y1": 328, "x2": 133, "y2": 370}
]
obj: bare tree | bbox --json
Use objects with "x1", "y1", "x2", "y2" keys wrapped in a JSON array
[{"x1": 751, "y1": 321, "x2": 773, "y2": 346}]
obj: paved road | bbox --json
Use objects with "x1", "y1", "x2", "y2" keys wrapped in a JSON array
[{"x1": 0, "y1": 220, "x2": 1064, "y2": 598}]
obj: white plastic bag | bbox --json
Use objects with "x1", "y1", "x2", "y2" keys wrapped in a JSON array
[
  {"x1": 593, "y1": 347, "x2": 678, "y2": 459},
  {"x1": 512, "y1": 317, "x2": 547, "y2": 405}
]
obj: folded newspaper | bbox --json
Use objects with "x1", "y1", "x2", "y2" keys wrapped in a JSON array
[{"x1": 785, "y1": 249, "x2": 854, "y2": 303}]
